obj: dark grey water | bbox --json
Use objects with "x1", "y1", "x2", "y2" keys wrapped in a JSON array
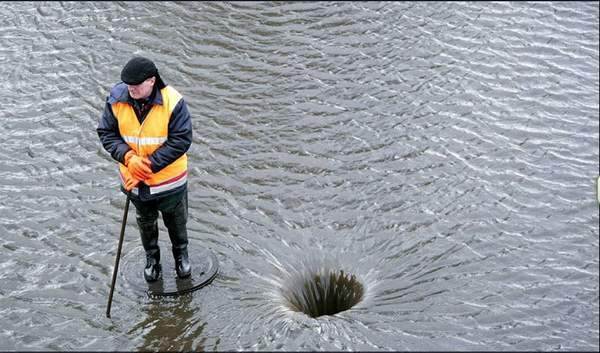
[{"x1": 1, "y1": 1, "x2": 598, "y2": 351}]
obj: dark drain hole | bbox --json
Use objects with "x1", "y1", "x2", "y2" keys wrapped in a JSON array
[{"x1": 281, "y1": 269, "x2": 364, "y2": 318}]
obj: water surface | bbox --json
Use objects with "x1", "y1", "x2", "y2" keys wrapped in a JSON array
[{"x1": 0, "y1": 1, "x2": 598, "y2": 351}]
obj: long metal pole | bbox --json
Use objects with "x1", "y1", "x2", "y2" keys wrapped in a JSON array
[{"x1": 106, "y1": 191, "x2": 131, "y2": 318}]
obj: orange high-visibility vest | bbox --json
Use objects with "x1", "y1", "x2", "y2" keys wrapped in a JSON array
[{"x1": 112, "y1": 86, "x2": 187, "y2": 196}]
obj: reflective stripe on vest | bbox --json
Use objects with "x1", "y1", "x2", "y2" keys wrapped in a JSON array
[
  {"x1": 149, "y1": 170, "x2": 187, "y2": 195},
  {"x1": 112, "y1": 86, "x2": 187, "y2": 195},
  {"x1": 122, "y1": 136, "x2": 168, "y2": 146},
  {"x1": 118, "y1": 169, "x2": 186, "y2": 195}
]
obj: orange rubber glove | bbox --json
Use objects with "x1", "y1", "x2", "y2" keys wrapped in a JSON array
[
  {"x1": 127, "y1": 154, "x2": 153, "y2": 180},
  {"x1": 124, "y1": 150, "x2": 135, "y2": 167},
  {"x1": 124, "y1": 174, "x2": 140, "y2": 191}
]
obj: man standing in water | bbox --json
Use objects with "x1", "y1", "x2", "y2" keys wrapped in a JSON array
[{"x1": 97, "y1": 56, "x2": 193, "y2": 282}]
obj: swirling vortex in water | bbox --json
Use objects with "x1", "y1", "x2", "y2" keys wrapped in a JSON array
[{"x1": 280, "y1": 267, "x2": 364, "y2": 318}]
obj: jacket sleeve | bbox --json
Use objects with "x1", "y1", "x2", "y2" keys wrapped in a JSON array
[
  {"x1": 97, "y1": 100, "x2": 131, "y2": 165},
  {"x1": 148, "y1": 98, "x2": 193, "y2": 173}
]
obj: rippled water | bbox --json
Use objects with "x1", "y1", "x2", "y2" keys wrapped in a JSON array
[{"x1": 1, "y1": 1, "x2": 598, "y2": 351}]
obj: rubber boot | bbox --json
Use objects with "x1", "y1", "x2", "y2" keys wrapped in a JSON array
[
  {"x1": 164, "y1": 211, "x2": 191, "y2": 278},
  {"x1": 138, "y1": 218, "x2": 162, "y2": 282},
  {"x1": 144, "y1": 250, "x2": 162, "y2": 282},
  {"x1": 173, "y1": 246, "x2": 191, "y2": 278}
]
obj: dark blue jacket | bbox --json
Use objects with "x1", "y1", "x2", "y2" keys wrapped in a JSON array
[{"x1": 97, "y1": 83, "x2": 192, "y2": 201}]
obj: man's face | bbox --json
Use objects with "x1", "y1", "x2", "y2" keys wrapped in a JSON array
[{"x1": 127, "y1": 76, "x2": 155, "y2": 100}]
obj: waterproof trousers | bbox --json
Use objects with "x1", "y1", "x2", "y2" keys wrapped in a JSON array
[{"x1": 131, "y1": 188, "x2": 190, "y2": 280}]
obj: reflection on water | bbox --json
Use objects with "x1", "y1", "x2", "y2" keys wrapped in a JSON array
[
  {"x1": 0, "y1": 1, "x2": 598, "y2": 351},
  {"x1": 131, "y1": 295, "x2": 203, "y2": 351}
]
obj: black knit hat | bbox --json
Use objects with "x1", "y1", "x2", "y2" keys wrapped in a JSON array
[{"x1": 120, "y1": 56, "x2": 166, "y2": 88}]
